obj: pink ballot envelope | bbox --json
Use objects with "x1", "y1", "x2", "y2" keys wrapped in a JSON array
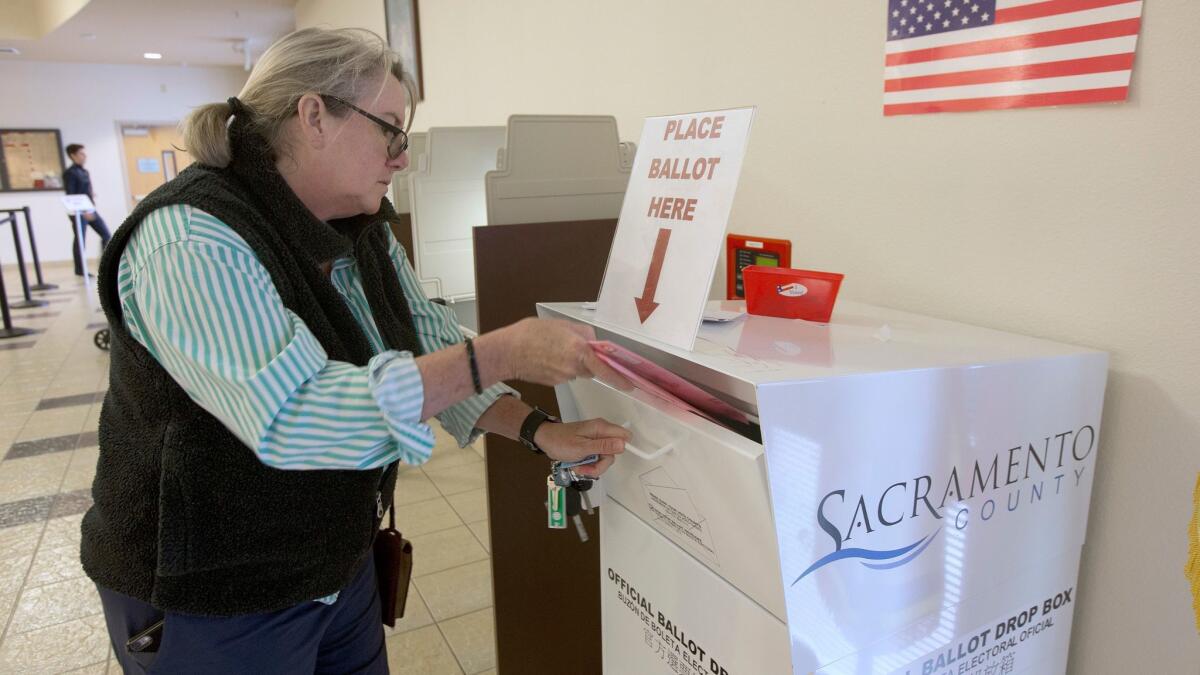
[{"x1": 589, "y1": 341, "x2": 749, "y2": 425}]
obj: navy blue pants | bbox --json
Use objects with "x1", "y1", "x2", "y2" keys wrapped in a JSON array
[
  {"x1": 97, "y1": 556, "x2": 388, "y2": 674},
  {"x1": 67, "y1": 213, "x2": 111, "y2": 276}
]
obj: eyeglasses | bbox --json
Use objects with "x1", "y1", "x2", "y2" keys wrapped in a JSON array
[{"x1": 321, "y1": 94, "x2": 409, "y2": 160}]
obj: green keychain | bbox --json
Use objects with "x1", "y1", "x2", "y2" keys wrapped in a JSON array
[{"x1": 547, "y1": 475, "x2": 567, "y2": 529}]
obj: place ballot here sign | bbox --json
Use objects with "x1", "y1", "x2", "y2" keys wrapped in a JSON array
[{"x1": 596, "y1": 107, "x2": 755, "y2": 351}]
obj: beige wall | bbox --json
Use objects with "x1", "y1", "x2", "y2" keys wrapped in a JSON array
[
  {"x1": 293, "y1": 0, "x2": 384, "y2": 40},
  {"x1": 298, "y1": 1, "x2": 1200, "y2": 670}
]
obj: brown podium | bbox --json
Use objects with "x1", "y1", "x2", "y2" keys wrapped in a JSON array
[{"x1": 473, "y1": 218, "x2": 617, "y2": 675}]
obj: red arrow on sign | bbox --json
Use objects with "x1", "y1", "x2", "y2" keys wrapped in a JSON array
[{"x1": 634, "y1": 228, "x2": 672, "y2": 323}]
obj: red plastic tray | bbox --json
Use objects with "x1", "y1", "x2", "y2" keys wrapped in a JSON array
[{"x1": 743, "y1": 266, "x2": 844, "y2": 322}]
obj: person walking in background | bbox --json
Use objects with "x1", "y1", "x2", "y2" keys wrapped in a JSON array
[{"x1": 63, "y1": 143, "x2": 112, "y2": 276}]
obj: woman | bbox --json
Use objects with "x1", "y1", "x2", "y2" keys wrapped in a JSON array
[{"x1": 84, "y1": 27, "x2": 628, "y2": 674}]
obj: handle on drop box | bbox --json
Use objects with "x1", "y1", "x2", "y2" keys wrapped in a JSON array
[{"x1": 620, "y1": 422, "x2": 679, "y2": 461}]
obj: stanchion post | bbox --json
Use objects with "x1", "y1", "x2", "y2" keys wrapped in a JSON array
[
  {"x1": 74, "y1": 210, "x2": 93, "y2": 297},
  {"x1": 7, "y1": 213, "x2": 47, "y2": 309},
  {"x1": 0, "y1": 250, "x2": 34, "y2": 339},
  {"x1": 22, "y1": 207, "x2": 56, "y2": 291}
]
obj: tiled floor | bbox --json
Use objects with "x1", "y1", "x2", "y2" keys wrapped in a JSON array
[{"x1": 0, "y1": 263, "x2": 498, "y2": 674}]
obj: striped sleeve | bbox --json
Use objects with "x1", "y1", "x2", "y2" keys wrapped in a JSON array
[
  {"x1": 117, "y1": 205, "x2": 434, "y2": 470},
  {"x1": 384, "y1": 228, "x2": 519, "y2": 447}
]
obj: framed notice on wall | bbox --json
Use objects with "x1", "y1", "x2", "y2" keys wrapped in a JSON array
[
  {"x1": 384, "y1": 0, "x2": 425, "y2": 101},
  {"x1": 0, "y1": 129, "x2": 66, "y2": 192}
]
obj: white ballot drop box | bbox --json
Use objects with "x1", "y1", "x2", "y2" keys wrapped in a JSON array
[{"x1": 541, "y1": 300, "x2": 1107, "y2": 675}]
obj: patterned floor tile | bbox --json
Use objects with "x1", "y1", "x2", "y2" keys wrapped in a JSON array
[
  {"x1": 49, "y1": 489, "x2": 93, "y2": 519},
  {"x1": 422, "y1": 445, "x2": 484, "y2": 473},
  {"x1": 76, "y1": 430, "x2": 98, "y2": 449},
  {"x1": 394, "y1": 497, "x2": 464, "y2": 538},
  {"x1": 0, "y1": 340, "x2": 37, "y2": 352},
  {"x1": 25, "y1": 543, "x2": 85, "y2": 589},
  {"x1": 467, "y1": 520, "x2": 491, "y2": 554},
  {"x1": 0, "y1": 587, "x2": 19, "y2": 639},
  {"x1": 0, "y1": 612, "x2": 110, "y2": 675},
  {"x1": 36, "y1": 393, "x2": 103, "y2": 411},
  {"x1": 61, "y1": 447, "x2": 99, "y2": 494},
  {"x1": 39, "y1": 514, "x2": 84, "y2": 551},
  {"x1": 6, "y1": 433, "x2": 81, "y2": 461},
  {"x1": 0, "y1": 521, "x2": 43, "y2": 559},
  {"x1": 394, "y1": 469, "x2": 444, "y2": 506},
  {"x1": 384, "y1": 624, "x2": 463, "y2": 675},
  {"x1": 446, "y1": 489, "x2": 487, "y2": 524},
  {"x1": 439, "y1": 608, "x2": 497, "y2": 675},
  {"x1": 61, "y1": 660, "x2": 108, "y2": 674},
  {"x1": 0, "y1": 554, "x2": 33, "y2": 598},
  {"x1": 424, "y1": 462, "x2": 486, "y2": 497},
  {"x1": 0, "y1": 453, "x2": 71, "y2": 502},
  {"x1": 409, "y1": 527, "x2": 488, "y2": 577},
  {"x1": 382, "y1": 585, "x2": 436, "y2": 637},
  {"x1": 0, "y1": 496, "x2": 52, "y2": 530},
  {"x1": 413, "y1": 560, "x2": 493, "y2": 622},
  {"x1": 10, "y1": 576, "x2": 102, "y2": 635}
]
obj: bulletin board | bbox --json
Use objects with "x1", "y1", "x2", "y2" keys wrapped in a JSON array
[{"x1": 0, "y1": 129, "x2": 66, "y2": 192}]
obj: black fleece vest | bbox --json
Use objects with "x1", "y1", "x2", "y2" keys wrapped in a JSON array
[{"x1": 81, "y1": 108, "x2": 423, "y2": 616}]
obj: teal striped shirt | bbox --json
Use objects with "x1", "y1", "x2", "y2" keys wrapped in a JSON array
[{"x1": 117, "y1": 204, "x2": 514, "y2": 475}]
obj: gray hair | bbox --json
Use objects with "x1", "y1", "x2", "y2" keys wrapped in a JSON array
[{"x1": 181, "y1": 27, "x2": 416, "y2": 167}]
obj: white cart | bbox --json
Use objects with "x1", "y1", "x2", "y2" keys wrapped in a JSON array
[{"x1": 542, "y1": 299, "x2": 1107, "y2": 675}]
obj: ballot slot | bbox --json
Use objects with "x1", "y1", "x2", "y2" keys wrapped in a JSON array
[{"x1": 565, "y1": 375, "x2": 787, "y2": 621}]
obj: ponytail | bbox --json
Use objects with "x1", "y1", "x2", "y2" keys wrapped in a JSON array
[{"x1": 181, "y1": 101, "x2": 233, "y2": 168}]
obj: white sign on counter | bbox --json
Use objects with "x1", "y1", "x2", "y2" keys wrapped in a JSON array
[
  {"x1": 596, "y1": 107, "x2": 754, "y2": 351},
  {"x1": 61, "y1": 194, "x2": 96, "y2": 213}
]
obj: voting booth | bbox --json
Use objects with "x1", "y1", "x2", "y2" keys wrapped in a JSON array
[
  {"x1": 407, "y1": 126, "x2": 506, "y2": 333},
  {"x1": 485, "y1": 114, "x2": 635, "y2": 225},
  {"x1": 402, "y1": 117, "x2": 636, "y2": 338},
  {"x1": 545, "y1": 300, "x2": 1106, "y2": 674}
]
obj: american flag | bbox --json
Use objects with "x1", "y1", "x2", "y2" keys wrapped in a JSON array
[{"x1": 884, "y1": 0, "x2": 1143, "y2": 115}]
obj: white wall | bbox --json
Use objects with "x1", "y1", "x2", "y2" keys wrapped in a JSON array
[
  {"x1": 0, "y1": 61, "x2": 247, "y2": 267},
  {"x1": 299, "y1": 2, "x2": 1200, "y2": 671}
]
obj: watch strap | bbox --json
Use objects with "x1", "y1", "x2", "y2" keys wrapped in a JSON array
[{"x1": 519, "y1": 407, "x2": 558, "y2": 454}]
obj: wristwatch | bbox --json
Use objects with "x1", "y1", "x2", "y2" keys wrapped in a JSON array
[{"x1": 519, "y1": 407, "x2": 559, "y2": 455}]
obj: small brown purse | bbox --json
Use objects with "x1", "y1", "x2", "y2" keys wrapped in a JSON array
[{"x1": 373, "y1": 505, "x2": 413, "y2": 627}]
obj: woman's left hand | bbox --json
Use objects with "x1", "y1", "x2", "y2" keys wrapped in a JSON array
[{"x1": 535, "y1": 418, "x2": 630, "y2": 479}]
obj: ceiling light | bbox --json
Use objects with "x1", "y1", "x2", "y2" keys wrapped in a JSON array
[
  {"x1": 81, "y1": 33, "x2": 97, "y2": 40},
  {"x1": 143, "y1": 52, "x2": 162, "y2": 60},
  {"x1": 0, "y1": 47, "x2": 20, "y2": 55}
]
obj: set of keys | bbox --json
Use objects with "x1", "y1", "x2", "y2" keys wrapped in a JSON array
[{"x1": 547, "y1": 454, "x2": 598, "y2": 542}]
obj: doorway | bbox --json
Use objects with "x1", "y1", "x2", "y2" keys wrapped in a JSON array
[{"x1": 119, "y1": 124, "x2": 193, "y2": 209}]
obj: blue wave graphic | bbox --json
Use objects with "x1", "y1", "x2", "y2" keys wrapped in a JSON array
[
  {"x1": 860, "y1": 528, "x2": 941, "y2": 570},
  {"x1": 791, "y1": 529, "x2": 940, "y2": 585}
]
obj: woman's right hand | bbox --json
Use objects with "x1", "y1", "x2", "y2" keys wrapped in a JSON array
[{"x1": 492, "y1": 318, "x2": 630, "y2": 388}]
